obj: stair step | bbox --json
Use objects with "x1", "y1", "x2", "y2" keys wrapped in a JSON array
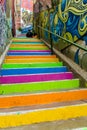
[
  {"x1": 10, "y1": 46, "x2": 49, "y2": 49},
  {"x1": 0, "y1": 102, "x2": 86, "y2": 128},
  {"x1": 1, "y1": 67, "x2": 67, "y2": 76},
  {"x1": 1, "y1": 72, "x2": 73, "y2": 84},
  {"x1": 4, "y1": 58, "x2": 59, "y2": 63},
  {"x1": 2, "y1": 62, "x2": 63, "y2": 69},
  {"x1": 9, "y1": 47, "x2": 50, "y2": 51},
  {"x1": 7, "y1": 52, "x2": 52, "y2": 56},
  {"x1": 12, "y1": 39, "x2": 41, "y2": 42},
  {"x1": 12, "y1": 41, "x2": 44, "y2": 44},
  {"x1": 8, "y1": 50, "x2": 51, "y2": 52},
  {"x1": 0, "y1": 89, "x2": 86, "y2": 109},
  {"x1": 12, "y1": 38, "x2": 38, "y2": 39},
  {"x1": 0, "y1": 79, "x2": 79, "y2": 95},
  {"x1": 5, "y1": 55, "x2": 56, "y2": 59},
  {"x1": 10, "y1": 44, "x2": 46, "y2": 47}
]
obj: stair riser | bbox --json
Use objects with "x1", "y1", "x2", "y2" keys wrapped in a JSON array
[
  {"x1": 1, "y1": 67, "x2": 67, "y2": 76},
  {"x1": 10, "y1": 44, "x2": 46, "y2": 47},
  {"x1": 7, "y1": 52, "x2": 52, "y2": 56},
  {"x1": 5, "y1": 55, "x2": 56, "y2": 59},
  {"x1": 12, "y1": 42, "x2": 44, "y2": 44},
  {"x1": 10, "y1": 46, "x2": 49, "y2": 49},
  {"x1": 0, "y1": 79, "x2": 79, "y2": 95},
  {"x1": 8, "y1": 50, "x2": 51, "y2": 52},
  {"x1": 0, "y1": 104, "x2": 86, "y2": 128},
  {"x1": 1, "y1": 73, "x2": 73, "y2": 84},
  {"x1": 2, "y1": 62, "x2": 63, "y2": 69},
  {"x1": 12, "y1": 39, "x2": 41, "y2": 42},
  {"x1": 0, "y1": 89, "x2": 86, "y2": 109},
  {"x1": 9, "y1": 48, "x2": 50, "y2": 51},
  {"x1": 4, "y1": 58, "x2": 59, "y2": 63}
]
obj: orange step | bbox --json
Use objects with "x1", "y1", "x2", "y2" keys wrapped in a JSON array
[
  {"x1": 10, "y1": 44, "x2": 46, "y2": 47},
  {"x1": 5, "y1": 55, "x2": 56, "y2": 59},
  {"x1": 0, "y1": 89, "x2": 87, "y2": 109}
]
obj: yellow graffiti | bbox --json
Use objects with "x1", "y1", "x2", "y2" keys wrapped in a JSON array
[{"x1": 78, "y1": 14, "x2": 87, "y2": 36}]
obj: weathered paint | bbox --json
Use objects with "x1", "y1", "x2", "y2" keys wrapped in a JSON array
[
  {"x1": 8, "y1": 50, "x2": 51, "y2": 52},
  {"x1": 2, "y1": 62, "x2": 63, "y2": 69},
  {"x1": 1, "y1": 67, "x2": 67, "y2": 75},
  {"x1": 5, "y1": 55, "x2": 56, "y2": 59},
  {"x1": 9, "y1": 47, "x2": 50, "y2": 51},
  {"x1": 7, "y1": 52, "x2": 52, "y2": 56},
  {"x1": 0, "y1": 79, "x2": 79, "y2": 95},
  {"x1": 12, "y1": 42, "x2": 44, "y2": 44},
  {"x1": 10, "y1": 44, "x2": 46, "y2": 47},
  {"x1": 1, "y1": 72, "x2": 73, "y2": 84},
  {"x1": 0, "y1": 104, "x2": 87, "y2": 128},
  {"x1": 0, "y1": 89, "x2": 87, "y2": 109},
  {"x1": 12, "y1": 39, "x2": 41, "y2": 42},
  {"x1": 4, "y1": 58, "x2": 59, "y2": 63}
]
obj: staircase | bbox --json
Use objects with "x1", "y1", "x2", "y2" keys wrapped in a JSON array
[{"x1": 0, "y1": 37, "x2": 87, "y2": 129}]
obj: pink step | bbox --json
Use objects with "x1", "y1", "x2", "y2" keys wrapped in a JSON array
[{"x1": 1, "y1": 72, "x2": 73, "y2": 84}]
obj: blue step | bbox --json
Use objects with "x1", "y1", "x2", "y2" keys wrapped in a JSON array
[
  {"x1": 7, "y1": 52, "x2": 52, "y2": 56},
  {"x1": 1, "y1": 67, "x2": 68, "y2": 76}
]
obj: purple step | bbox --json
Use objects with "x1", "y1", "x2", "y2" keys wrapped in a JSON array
[
  {"x1": 1, "y1": 72, "x2": 73, "y2": 84},
  {"x1": 8, "y1": 50, "x2": 51, "y2": 53}
]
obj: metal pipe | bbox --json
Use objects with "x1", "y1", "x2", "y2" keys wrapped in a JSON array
[{"x1": 38, "y1": 25, "x2": 87, "y2": 52}]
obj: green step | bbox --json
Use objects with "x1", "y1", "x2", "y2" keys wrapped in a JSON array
[
  {"x1": 2, "y1": 62, "x2": 63, "y2": 69},
  {"x1": 9, "y1": 47, "x2": 49, "y2": 50},
  {"x1": 0, "y1": 79, "x2": 79, "y2": 95}
]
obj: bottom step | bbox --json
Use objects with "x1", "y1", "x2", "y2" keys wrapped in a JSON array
[{"x1": 0, "y1": 102, "x2": 87, "y2": 128}]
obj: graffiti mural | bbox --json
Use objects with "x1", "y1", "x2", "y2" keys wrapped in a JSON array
[
  {"x1": 21, "y1": 0, "x2": 33, "y2": 27},
  {"x1": 0, "y1": 0, "x2": 12, "y2": 54},
  {"x1": 34, "y1": 0, "x2": 51, "y2": 13},
  {"x1": 36, "y1": 0, "x2": 87, "y2": 43},
  {"x1": 0, "y1": 3, "x2": 7, "y2": 50}
]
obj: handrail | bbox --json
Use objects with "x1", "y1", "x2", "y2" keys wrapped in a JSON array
[{"x1": 38, "y1": 25, "x2": 87, "y2": 52}]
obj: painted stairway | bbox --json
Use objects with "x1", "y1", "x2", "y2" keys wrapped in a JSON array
[{"x1": 0, "y1": 37, "x2": 87, "y2": 129}]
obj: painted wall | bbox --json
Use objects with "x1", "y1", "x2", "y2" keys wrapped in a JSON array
[
  {"x1": 21, "y1": 0, "x2": 33, "y2": 27},
  {"x1": 0, "y1": 0, "x2": 12, "y2": 55},
  {"x1": 35, "y1": 0, "x2": 87, "y2": 44}
]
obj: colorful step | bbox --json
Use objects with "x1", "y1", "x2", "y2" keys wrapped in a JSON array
[
  {"x1": 7, "y1": 52, "x2": 52, "y2": 56},
  {"x1": 1, "y1": 72, "x2": 73, "y2": 84},
  {"x1": 2, "y1": 62, "x2": 63, "y2": 69},
  {"x1": 12, "y1": 41, "x2": 44, "y2": 44},
  {"x1": 10, "y1": 44, "x2": 46, "y2": 47},
  {"x1": 8, "y1": 50, "x2": 51, "y2": 52},
  {"x1": 1, "y1": 67, "x2": 67, "y2": 76},
  {"x1": 0, "y1": 103, "x2": 86, "y2": 128},
  {"x1": 12, "y1": 39, "x2": 41, "y2": 42},
  {"x1": 9, "y1": 47, "x2": 50, "y2": 51},
  {"x1": 0, "y1": 79, "x2": 79, "y2": 95},
  {"x1": 0, "y1": 89, "x2": 86, "y2": 109},
  {"x1": 5, "y1": 55, "x2": 56, "y2": 59},
  {"x1": 10, "y1": 46, "x2": 49, "y2": 49},
  {"x1": 4, "y1": 58, "x2": 59, "y2": 63},
  {"x1": 0, "y1": 37, "x2": 82, "y2": 129}
]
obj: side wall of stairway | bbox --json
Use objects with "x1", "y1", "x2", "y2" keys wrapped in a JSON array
[
  {"x1": 0, "y1": 0, "x2": 12, "y2": 56},
  {"x1": 34, "y1": 0, "x2": 87, "y2": 70}
]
